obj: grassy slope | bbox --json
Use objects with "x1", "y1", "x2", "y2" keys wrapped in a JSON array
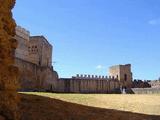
[
  {"x1": 22, "y1": 93, "x2": 160, "y2": 115},
  {"x1": 20, "y1": 93, "x2": 160, "y2": 120}
]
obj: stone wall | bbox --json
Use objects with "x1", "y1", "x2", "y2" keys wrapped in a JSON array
[
  {"x1": 14, "y1": 26, "x2": 58, "y2": 92},
  {"x1": 131, "y1": 88, "x2": 160, "y2": 94},
  {"x1": 14, "y1": 26, "x2": 30, "y2": 62},
  {"x1": 15, "y1": 26, "x2": 53, "y2": 68},
  {"x1": 14, "y1": 58, "x2": 58, "y2": 91},
  {"x1": 55, "y1": 78, "x2": 120, "y2": 93}
]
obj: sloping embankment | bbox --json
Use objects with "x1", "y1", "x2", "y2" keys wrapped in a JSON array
[{"x1": 19, "y1": 93, "x2": 160, "y2": 120}]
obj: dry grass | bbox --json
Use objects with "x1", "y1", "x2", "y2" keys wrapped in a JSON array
[
  {"x1": 20, "y1": 93, "x2": 160, "y2": 120},
  {"x1": 22, "y1": 92, "x2": 160, "y2": 115}
]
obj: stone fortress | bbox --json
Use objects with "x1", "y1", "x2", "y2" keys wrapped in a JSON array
[
  {"x1": 14, "y1": 26, "x2": 58, "y2": 91},
  {"x1": 14, "y1": 26, "x2": 153, "y2": 93},
  {"x1": 56, "y1": 64, "x2": 132, "y2": 93},
  {"x1": 15, "y1": 26, "x2": 52, "y2": 67}
]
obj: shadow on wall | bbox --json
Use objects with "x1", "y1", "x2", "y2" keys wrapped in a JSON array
[{"x1": 19, "y1": 93, "x2": 160, "y2": 120}]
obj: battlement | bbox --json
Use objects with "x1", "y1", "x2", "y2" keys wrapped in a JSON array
[
  {"x1": 72, "y1": 74, "x2": 118, "y2": 80},
  {"x1": 16, "y1": 26, "x2": 30, "y2": 40}
]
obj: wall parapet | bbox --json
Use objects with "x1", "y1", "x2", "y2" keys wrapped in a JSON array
[{"x1": 72, "y1": 74, "x2": 118, "y2": 80}]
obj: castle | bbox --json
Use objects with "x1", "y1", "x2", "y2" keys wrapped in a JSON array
[
  {"x1": 14, "y1": 26, "x2": 133, "y2": 93},
  {"x1": 54, "y1": 64, "x2": 132, "y2": 93},
  {"x1": 14, "y1": 26, "x2": 58, "y2": 91}
]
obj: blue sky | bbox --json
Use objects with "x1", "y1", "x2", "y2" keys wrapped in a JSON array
[{"x1": 13, "y1": 0, "x2": 160, "y2": 80}]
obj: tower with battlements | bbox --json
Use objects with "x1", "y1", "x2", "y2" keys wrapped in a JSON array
[{"x1": 109, "y1": 64, "x2": 132, "y2": 88}]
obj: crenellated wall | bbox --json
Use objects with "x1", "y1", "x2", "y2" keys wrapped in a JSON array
[
  {"x1": 55, "y1": 76, "x2": 120, "y2": 93},
  {"x1": 72, "y1": 74, "x2": 118, "y2": 80}
]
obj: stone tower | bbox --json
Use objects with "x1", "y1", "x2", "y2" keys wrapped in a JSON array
[
  {"x1": 109, "y1": 64, "x2": 132, "y2": 88},
  {"x1": 28, "y1": 36, "x2": 52, "y2": 67}
]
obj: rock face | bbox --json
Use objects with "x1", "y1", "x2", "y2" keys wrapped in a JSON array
[{"x1": 0, "y1": 0, "x2": 19, "y2": 120}]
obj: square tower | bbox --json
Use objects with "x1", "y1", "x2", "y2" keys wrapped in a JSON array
[
  {"x1": 28, "y1": 36, "x2": 52, "y2": 67},
  {"x1": 109, "y1": 64, "x2": 132, "y2": 88}
]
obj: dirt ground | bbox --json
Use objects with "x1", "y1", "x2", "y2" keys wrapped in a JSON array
[{"x1": 19, "y1": 93, "x2": 160, "y2": 120}]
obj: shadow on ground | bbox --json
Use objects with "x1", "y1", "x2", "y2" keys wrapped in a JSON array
[{"x1": 19, "y1": 93, "x2": 160, "y2": 120}]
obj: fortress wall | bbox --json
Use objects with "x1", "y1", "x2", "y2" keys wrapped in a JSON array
[
  {"x1": 15, "y1": 58, "x2": 38, "y2": 91},
  {"x1": 72, "y1": 74, "x2": 112, "y2": 80},
  {"x1": 57, "y1": 78, "x2": 120, "y2": 93},
  {"x1": 14, "y1": 58, "x2": 58, "y2": 91},
  {"x1": 73, "y1": 79, "x2": 80, "y2": 92},
  {"x1": 37, "y1": 67, "x2": 58, "y2": 91},
  {"x1": 56, "y1": 80, "x2": 65, "y2": 92}
]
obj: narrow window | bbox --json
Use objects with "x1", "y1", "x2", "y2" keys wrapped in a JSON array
[{"x1": 124, "y1": 74, "x2": 127, "y2": 81}]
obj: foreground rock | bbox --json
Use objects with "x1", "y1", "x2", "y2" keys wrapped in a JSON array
[{"x1": 0, "y1": 0, "x2": 19, "y2": 120}]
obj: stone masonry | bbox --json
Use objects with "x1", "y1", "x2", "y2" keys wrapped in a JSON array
[
  {"x1": 56, "y1": 65, "x2": 133, "y2": 93},
  {"x1": 109, "y1": 64, "x2": 132, "y2": 88},
  {"x1": 14, "y1": 26, "x2": 133, "y2": 93},
  {"x1": 14, "y1": 26, "x2": 58, "y2": 91}
]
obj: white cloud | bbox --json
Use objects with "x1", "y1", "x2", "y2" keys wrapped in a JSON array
[
  {"x1": 148, "y1": 18, "x2": 160, "y2": 25},
  {"x1": 96, "y1": 65, "x2": 104, "y2": 70}
]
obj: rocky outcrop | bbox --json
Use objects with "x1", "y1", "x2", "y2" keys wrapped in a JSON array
[{"x1": 0, "y1": 0, "x2": 20, "y2": 120}]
